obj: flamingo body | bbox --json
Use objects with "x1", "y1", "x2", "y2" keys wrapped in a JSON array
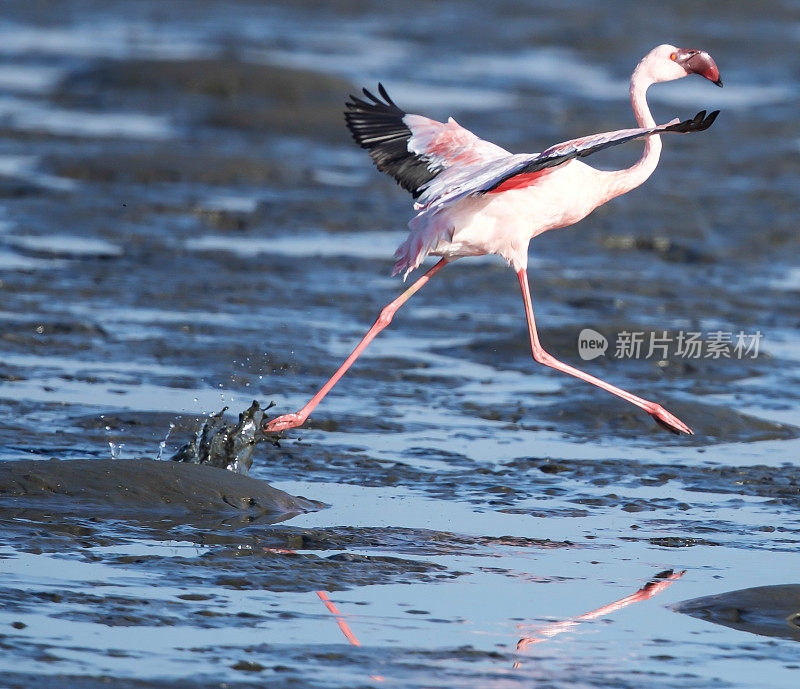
[{"x1": 398, "y1": 159, "x2": 603, "y2": 275}]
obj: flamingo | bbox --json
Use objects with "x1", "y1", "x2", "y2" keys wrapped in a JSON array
[{"x1": 265, "y1": 44, "x2": 722, "y2": 436}]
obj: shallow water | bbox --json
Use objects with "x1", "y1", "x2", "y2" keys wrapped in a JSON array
[{"x1": 0, "y1": 1, "x2": 799, "y2": 687}]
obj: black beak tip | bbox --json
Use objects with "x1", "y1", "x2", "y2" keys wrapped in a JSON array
[{"x1": 714, "y1": 78, "x2": 723, "y2": 88}]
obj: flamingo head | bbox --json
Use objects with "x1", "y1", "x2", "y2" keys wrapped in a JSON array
[
  {"x1": 671, "y1": 48, "x2": 723, "y2": 86},
  {"x1": 641, "y1": 44, "x2": 723, "y2": 87}
]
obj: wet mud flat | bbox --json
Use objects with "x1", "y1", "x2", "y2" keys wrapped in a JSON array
[
  {"x1": 0, "y1": 457, "x2": 319, "y2": 519},
  {"x1": 674, "y1": 585, "x2": 800, "y2": 643},
  {"x1": 0, "y1": 0, "x2": 799, "y2": 688}
]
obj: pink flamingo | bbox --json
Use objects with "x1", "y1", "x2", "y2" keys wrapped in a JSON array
[{"x1": 265, "y1": 45, "x2": 721, "y2": 436}]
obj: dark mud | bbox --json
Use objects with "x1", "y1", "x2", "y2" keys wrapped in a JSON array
[
  {"x1": 674, "y1": 585, "x2": 800, "y2": 642},
  {"x1": 57, "y1": 56, "x2": 353, "y2": 140},
  {"x1": 0, "y1": 457, "x2": 318, "y2": 519}
]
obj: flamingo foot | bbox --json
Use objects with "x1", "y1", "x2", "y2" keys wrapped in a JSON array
[
  {"x1": 263, "y1": 412, "x2": 305, "y2": 433},
  {"x1": 649, "y1": 404, "x2": 693, "y2": 435}
]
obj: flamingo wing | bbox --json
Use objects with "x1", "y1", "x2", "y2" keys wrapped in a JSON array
[
  {"x1": 415, "y1": 110, "x2": 719, "y2": 208},
  {"x1": 345, "y1": 84, "x2": 509, "y2": 199},
  {"x1": 482, "y1": 110, "x2": 720, "y2": 193}
]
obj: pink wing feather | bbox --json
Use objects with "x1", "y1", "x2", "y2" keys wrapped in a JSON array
[{"x1": 403, "y1": 114, "x2": 509, "y2": 169}]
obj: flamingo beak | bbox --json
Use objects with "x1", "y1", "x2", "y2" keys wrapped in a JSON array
[{"x1": 675, "y1": 49, "x2": 723, "y2": 87}]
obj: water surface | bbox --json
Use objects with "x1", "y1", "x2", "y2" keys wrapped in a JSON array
[{"x1": 0, "y1": 1, "x2": 798, "y2": 687}]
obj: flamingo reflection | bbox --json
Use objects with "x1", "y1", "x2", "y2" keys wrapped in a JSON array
[
  {"x1": 316, "y1": 591, "x2": 386, "y2": 682},
  {"x1": 516, "y1": 569, "x2": 685, "y2": 651},
  {"x1": 316, "y1": 591, "x2": 363, "y2": 647},
  {"x1": 264, "y1": 547, "x2": 683, "y2": 677}
]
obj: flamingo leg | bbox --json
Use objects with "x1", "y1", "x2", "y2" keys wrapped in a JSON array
[
  {"x1": 265, "y1": 258, "x2": 448, "y2": 433},
  {"x1": 517, "y1": 269, "x2": 693, "y2": 435}
]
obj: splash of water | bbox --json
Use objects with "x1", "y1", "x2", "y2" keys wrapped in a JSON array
[
  {"x1": 156, "y1": 421, "x2": 176, "y2": 461},
  {"x1": 170, "y1": 400, "x2": 275, "y2": 475},
  {"x1": 102, "y1": 415, "x2": 125, "y2": 459}
]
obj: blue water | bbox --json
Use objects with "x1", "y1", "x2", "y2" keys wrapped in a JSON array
[{"x1": 0, "y1": 1, "x2": 798, "y2": 687}]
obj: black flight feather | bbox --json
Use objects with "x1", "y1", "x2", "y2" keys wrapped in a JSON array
[{"x1": 344, "y1": 84, "x2": 440, "y2": 198}]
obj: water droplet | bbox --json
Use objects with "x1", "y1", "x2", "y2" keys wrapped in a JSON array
[{"x1": 156, "y1": 422, "x2": 176, "y2": 461}]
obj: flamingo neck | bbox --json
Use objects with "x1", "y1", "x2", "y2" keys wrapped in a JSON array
[{"x1": 606, "y1": 69, "x2": 662, "y2": 198}]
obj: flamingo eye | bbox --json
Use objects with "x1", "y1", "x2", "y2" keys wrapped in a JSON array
[{"x1": 670, "y1": 52, "x2": 677, "y2": 61}]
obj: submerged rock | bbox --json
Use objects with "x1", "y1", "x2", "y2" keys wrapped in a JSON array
[
  {"x1": 673, "y1": 584, "x2": 800, "y2": 642},
  {"x1": 171, "y1": 400, "x2": 272, "y2": 474}
]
